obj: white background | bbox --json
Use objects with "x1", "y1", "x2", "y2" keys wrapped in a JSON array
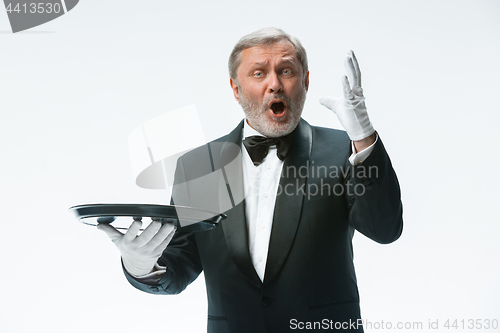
[{"x1": 1, "y1": 1, "x2": 499, "y2": 332}]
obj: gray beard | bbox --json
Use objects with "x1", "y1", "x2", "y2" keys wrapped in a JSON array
[{"x1": 239, "y1": 88, "x2": 306, "y2": 138}]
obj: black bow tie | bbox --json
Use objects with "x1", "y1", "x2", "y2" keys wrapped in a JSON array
[{"x1": 243, "y1": 134, "x2": 293, "y2": 166}]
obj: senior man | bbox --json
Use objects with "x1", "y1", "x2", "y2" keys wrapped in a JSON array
[{"x1": 99, "y1": 27, "x2": 403, "y2": 332}]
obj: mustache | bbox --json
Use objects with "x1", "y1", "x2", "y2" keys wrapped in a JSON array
[{"x1": 262, "y1": 94, "x2": 292, "y2": 111}]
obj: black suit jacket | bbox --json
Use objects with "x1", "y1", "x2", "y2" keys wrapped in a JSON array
[{"x1": 124, "y1": 119, "x2": 403, "y2": 333}]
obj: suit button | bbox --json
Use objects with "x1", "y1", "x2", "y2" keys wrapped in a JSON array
[
  {"x1": 262, "y1": 297, "x2": 271, "y2": 307},
  {"x1": 151, "y1": 287, "x2": 159, "y2": 292}
]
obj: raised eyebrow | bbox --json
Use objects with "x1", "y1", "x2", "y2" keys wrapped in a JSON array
[
  {"x1": 278, "y1": 58, "x2": 299, "y2": 68},
  {"x1": 251, "y1": 57, "x2": 298, "y2": 68}
]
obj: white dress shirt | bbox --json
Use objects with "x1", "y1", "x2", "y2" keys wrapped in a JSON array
[{"x1": 242, "y1": 124, "x2": 284, "y2": 281}]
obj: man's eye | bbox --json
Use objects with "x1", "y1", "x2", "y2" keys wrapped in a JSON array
[
  {"x1": 254, "y1": 72, "x2": 264, "y2": 77},
  {"x1": 283, "y1": 70, "x2": 292, "y2": 75}
]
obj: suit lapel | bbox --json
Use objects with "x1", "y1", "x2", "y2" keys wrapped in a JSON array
[
  {"x1": 264, "y1": 119, "x2": 313, "y2": 285},
  {"x1": 219, "y1": 120, "x2": 263, "y2": 289},
  {"x1": 217, "y1": 119, "x2": 313, "y2": 288}
]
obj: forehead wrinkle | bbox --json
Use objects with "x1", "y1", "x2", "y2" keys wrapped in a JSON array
[
  {"x1": 253, "y1": 60, "x2": 270, "y2": 67},
  {"x1": 252, "y1": 57, "x2": 297, "y2": 68}
]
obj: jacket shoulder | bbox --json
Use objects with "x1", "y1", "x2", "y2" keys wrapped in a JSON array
[{"x1": 311, "y1": 125, "x2": 350, "y2": 143}]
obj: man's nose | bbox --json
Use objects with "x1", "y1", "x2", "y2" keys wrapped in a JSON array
[{"x1": 267, "y1": 72, "x2": 282, "y2": 93}]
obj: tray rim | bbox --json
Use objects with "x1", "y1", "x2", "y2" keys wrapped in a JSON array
[{"x1": 68, "y1": 203, "x2": 227, "y2": 222}]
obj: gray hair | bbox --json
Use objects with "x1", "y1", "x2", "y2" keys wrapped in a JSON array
[{"x1": 228, "y1": 27, "x2": 308, "y2": 83}]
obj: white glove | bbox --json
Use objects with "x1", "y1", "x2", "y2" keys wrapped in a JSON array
[
  {"x1": 320, "y1": 50, "x2": 375, "y2": 141},
  {"x1": 97, "y1": 220, "x2": 176, "y2": 277}
]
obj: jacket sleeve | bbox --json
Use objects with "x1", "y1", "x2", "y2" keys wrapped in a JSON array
[
  {"x1": 123, "y1": 156, "x2": 203, "y2": 295},
  {"x1": 345, "y1": 136, "x2": 403, "y2": 244}
]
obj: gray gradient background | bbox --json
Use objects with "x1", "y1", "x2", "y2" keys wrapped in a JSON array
[{"x1": 1, "y1": 1, "x2": 499, "y2": 332}]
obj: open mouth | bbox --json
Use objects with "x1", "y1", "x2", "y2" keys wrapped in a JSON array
[{"x1": 270, "y1": 101, "x2": 286, "y2": 115}]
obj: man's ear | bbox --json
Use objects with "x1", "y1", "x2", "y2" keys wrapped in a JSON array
[
  {"x1": 230, "y1": 78, "x2": 239, "y2": 102},
  {"x1": 304, "y1": 71, "x2": 310, "y2": 91}
]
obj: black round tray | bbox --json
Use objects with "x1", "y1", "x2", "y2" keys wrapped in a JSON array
[{"x1": 69, "y1": 203, "x2": 227, "y2": 232}]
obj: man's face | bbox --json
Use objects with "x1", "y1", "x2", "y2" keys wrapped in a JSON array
[{"x1": 230, "y1": 41, "x2": 309, "y2": 137}]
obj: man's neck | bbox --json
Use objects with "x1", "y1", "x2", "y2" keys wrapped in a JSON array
[{"x1": 243, "y1": 119, "x2": 266, "y2": 139}]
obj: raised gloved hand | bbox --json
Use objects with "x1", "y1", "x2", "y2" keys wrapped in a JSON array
[
  {"x1": 320, "y1": 50, "x2": 375, "y2": 141},
  {"x1": 97, "y1": 220, "x2": 176, "y2": 277}
]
